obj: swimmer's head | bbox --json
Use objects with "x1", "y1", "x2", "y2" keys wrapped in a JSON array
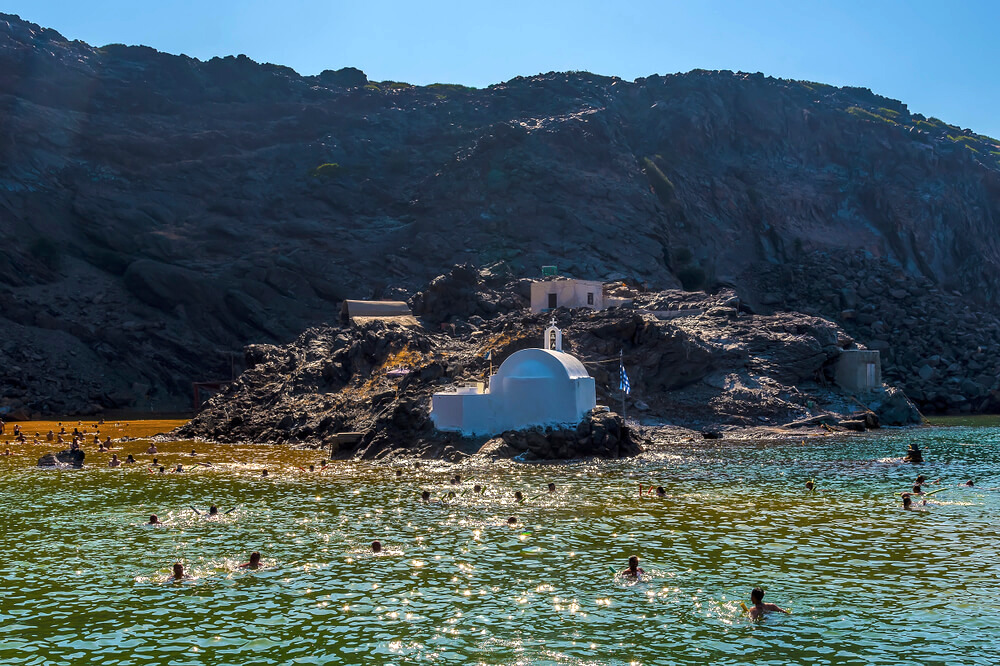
[
  {"x1": 191, "y1": 449, "x2": 197, "y2": 455},
  {"x1": 159, "y1": 466, "x2": 165, "y2": 473},
  {"x1": 262, "y1": 470, "x2": 269, "y2": 477},
  {"x1": 548, "y1": 482, "x2": 556, "y2": 492},
  {"x1": 309, "y1": 465, "x2": 315, "y2": 472},
  {"x1": 371, "y1": 540, "x2": 382, "y2": 553},
  {"x1": 149, "y1": 515, "x2": 159, "y2": 524},
  {"x1": 916, "y1": 475, "x2": 926, "y2": 484},
  {"x1": 173, "y1": 562, "x2": 184, "y2": 579},
  {"x1": 152, "y1": 458, "x2": 158, "y2": 465},
  {"x1": 913, "y1": 485, "x2": 921, "y2": 493},
  {"x1": 474, "y1": 484, "x2": 482, "y2": 494},
  {"x1": 515, "y1": 491, "x2": 524, "y2": 501},
  {"x1": 421, "y1": 490, "x2": 430, "y2": 501},
  {"x1": 249, "y1": 551, "x2": 261, "y2": 565},
  {"x1": 966, "y1": 480, "x2": 975, "y2": 487},
  {"x1": 656, "y1": 486, "x2": 666, "y2": 496},
  {"x1": 396, "y1": 469, "x2": 402, "y2": 477},
  {"x1": 903, "y1": 495, "x2": 912, "y2": 508},
  {"x1": 628, "y1": 555, "x2": 639, "y2": 571},
  {"x1": 805, "y1": 481, "x2": 814, "y2": 491},
  {"x1": 750, "y1": 587, "x2": 764, "y2": 604},
  {"x1": 507, "y1": 516, "x2": 517, "y2": 525},
  {"x1": 209, "y1": 506, "x2": 219, "y2": 515}
]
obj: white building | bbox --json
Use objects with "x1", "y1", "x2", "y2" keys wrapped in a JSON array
[
  {"x1": 431, "y1": 322, "x2": 597, "y2": 436},
  {"x1": 529, "y1": 278, "x2": 604, "y2": 312}
]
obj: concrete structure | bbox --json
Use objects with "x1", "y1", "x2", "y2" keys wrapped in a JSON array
[
  {"x1": 835, "y1": 349, "x2": 882, "y2": 393},
  {"x1": 431, "y1": 323, "x2": 597, "y2": 436},
  {"x1": 529, "y1": 278, "x2": 605, "y2": 312},
  {"x1": 340, "y1": 300, "x2": 417, "y2": 327}
]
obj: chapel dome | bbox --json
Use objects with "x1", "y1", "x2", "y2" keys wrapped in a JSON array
[{"x1": 493, "y1": 348, "x2": 590, "y2": 382}]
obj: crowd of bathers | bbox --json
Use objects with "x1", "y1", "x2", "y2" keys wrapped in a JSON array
[{"x1": 7, "y1": 418, "x2": 969, "y2": 617}]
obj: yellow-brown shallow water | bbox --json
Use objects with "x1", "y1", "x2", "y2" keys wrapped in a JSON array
[{"x1": 2, "y1": 419, "x2": 1000, "y2": 665}]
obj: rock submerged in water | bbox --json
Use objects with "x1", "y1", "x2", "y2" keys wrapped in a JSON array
[{"x1": 37, "y1": 449, "x2": 85, "y2": 467}]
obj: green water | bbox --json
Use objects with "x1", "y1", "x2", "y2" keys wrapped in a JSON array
[{"x1": 2, "y1": 425, "x2": 1000, "y2": 665}]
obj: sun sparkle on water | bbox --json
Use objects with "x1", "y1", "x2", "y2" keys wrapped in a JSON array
[{"x1": 2, "y1": 420, "x2": 1000, "y2": 663}]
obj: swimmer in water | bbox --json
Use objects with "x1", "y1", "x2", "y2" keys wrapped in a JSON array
[
  {"x1": 507, "y1": 516, "x2": 517, "y2": 525},
  {"x1": 190, "y1": 505, "x2": 232, "y2": 517},
  {"x1": 174, "y1": 464, "x2": 184, "y2": 473},
  {"x1": 172, "y1": 562, "x2": 190, "y2": 581},
  {"x1": 805, "y1": 480, "x2": 815, "y2": 491},
  {"x1": 371, "y1": 540, "x2": 382, "y2": 553},
  {"x1": 548, "y1": 482, "x2": 556, "y2": 493},
  {"x1": 515, "y1": 491, "x2": 524, "y2": 503},
  {"x1": 261, "y1": 469, "x2": 269, "y2": 477},
  {"x1": 912, "y1": 484, "x2": 924, "y2": 495},
  {"x1": 109, "y1": 454, "x2": 121, "y2": 468},
  {"x1": 963, "y1": 479, "x2": 975, "y2": 487},
  {"x1": 902, "y1": 493, "x2": 925, "y2": 510},
  {"x1": 395, "y1": 469, "x2": 403, "y2": 477},
  {"x1": 748, "y1": 587, "x2": 788, "y2": 620},
  {"x1": 146, "y1": 444, "x2": 157, "y2": 454},
  {"x1": 158, "y1": 466, "x2": 166, "y2": 474},
  {"x1": 621, "y1": 555, "x2": 644, "y2": 578},
  {"x1": 473, "y1": 484, "x2": 483, "y2": 494},
  {"x1": 656, "y1": 486, "x2": 666, "y2": 497},
  {"x1": 239, "y1": 552, "x2": 262, "y2": 569},
  {"x1": 190, "y1": 449, "x2": 198, "y2": 456},
  {"x1": 148, "y1": 514, "x2": 163, "y2": 525},
  {"x1": 421, "y1": 490, "x2": 431, "y2": 502},
  {"x1": 125, "y1": 454, "x2": 136, "y2": 464}
]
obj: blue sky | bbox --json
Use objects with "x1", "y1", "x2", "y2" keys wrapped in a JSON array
[{"x1": 6, "y1": 0, "x2": 1000, "y2": 138}]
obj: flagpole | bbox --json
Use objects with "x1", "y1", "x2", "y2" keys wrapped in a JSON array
[{"x1": 620, "y1": 349, "x2": 627, "y2": 422}]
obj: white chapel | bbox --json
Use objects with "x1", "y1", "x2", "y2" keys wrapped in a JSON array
[{"x1": 431, "y1": 321, "x2": 597, "y2": 436}]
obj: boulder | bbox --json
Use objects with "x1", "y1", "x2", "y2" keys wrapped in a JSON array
[
  {"x1": 866, "y1": 387, "x2": 922, "y2": 426},
  {"x1": 499, "y1": 410, "x2": 642, "y2": 460},
  {"x1": 38, "y1": 449, "x2": 85, "y2": 467}
]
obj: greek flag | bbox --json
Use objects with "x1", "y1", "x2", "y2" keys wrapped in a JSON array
[{"x1": 619, "y1": 351, "x2": 631, "y2": 395}]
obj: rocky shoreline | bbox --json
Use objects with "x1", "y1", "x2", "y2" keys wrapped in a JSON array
[{"x1": 173, "y1": 267, "x2": 922, "y2": 460}]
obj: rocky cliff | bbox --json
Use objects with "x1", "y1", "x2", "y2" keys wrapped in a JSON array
[{"x1": 2, "y1": 12, "x2": 1000, "y2": 416}]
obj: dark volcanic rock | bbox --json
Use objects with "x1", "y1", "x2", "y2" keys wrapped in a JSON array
[
  {"x1": 496, "y1": 410, "x2": 643, "y2": 460},
  {"x1": 867, "y1": 386, "x2": 923, "y2": 426},
  {"x1": 38, "y1": 449, "x2": 85, "y2": 467},
  {"x1": 1, "y1": 12, "x2": 998, "y2": 416}
]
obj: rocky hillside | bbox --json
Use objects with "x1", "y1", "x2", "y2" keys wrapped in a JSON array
[
  {"x1": 2, "y1": 12, "x2": 1000, "y2": 416},
  {"x1": 176, "y1": 272, "x2": 919, "y2": 459}
]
